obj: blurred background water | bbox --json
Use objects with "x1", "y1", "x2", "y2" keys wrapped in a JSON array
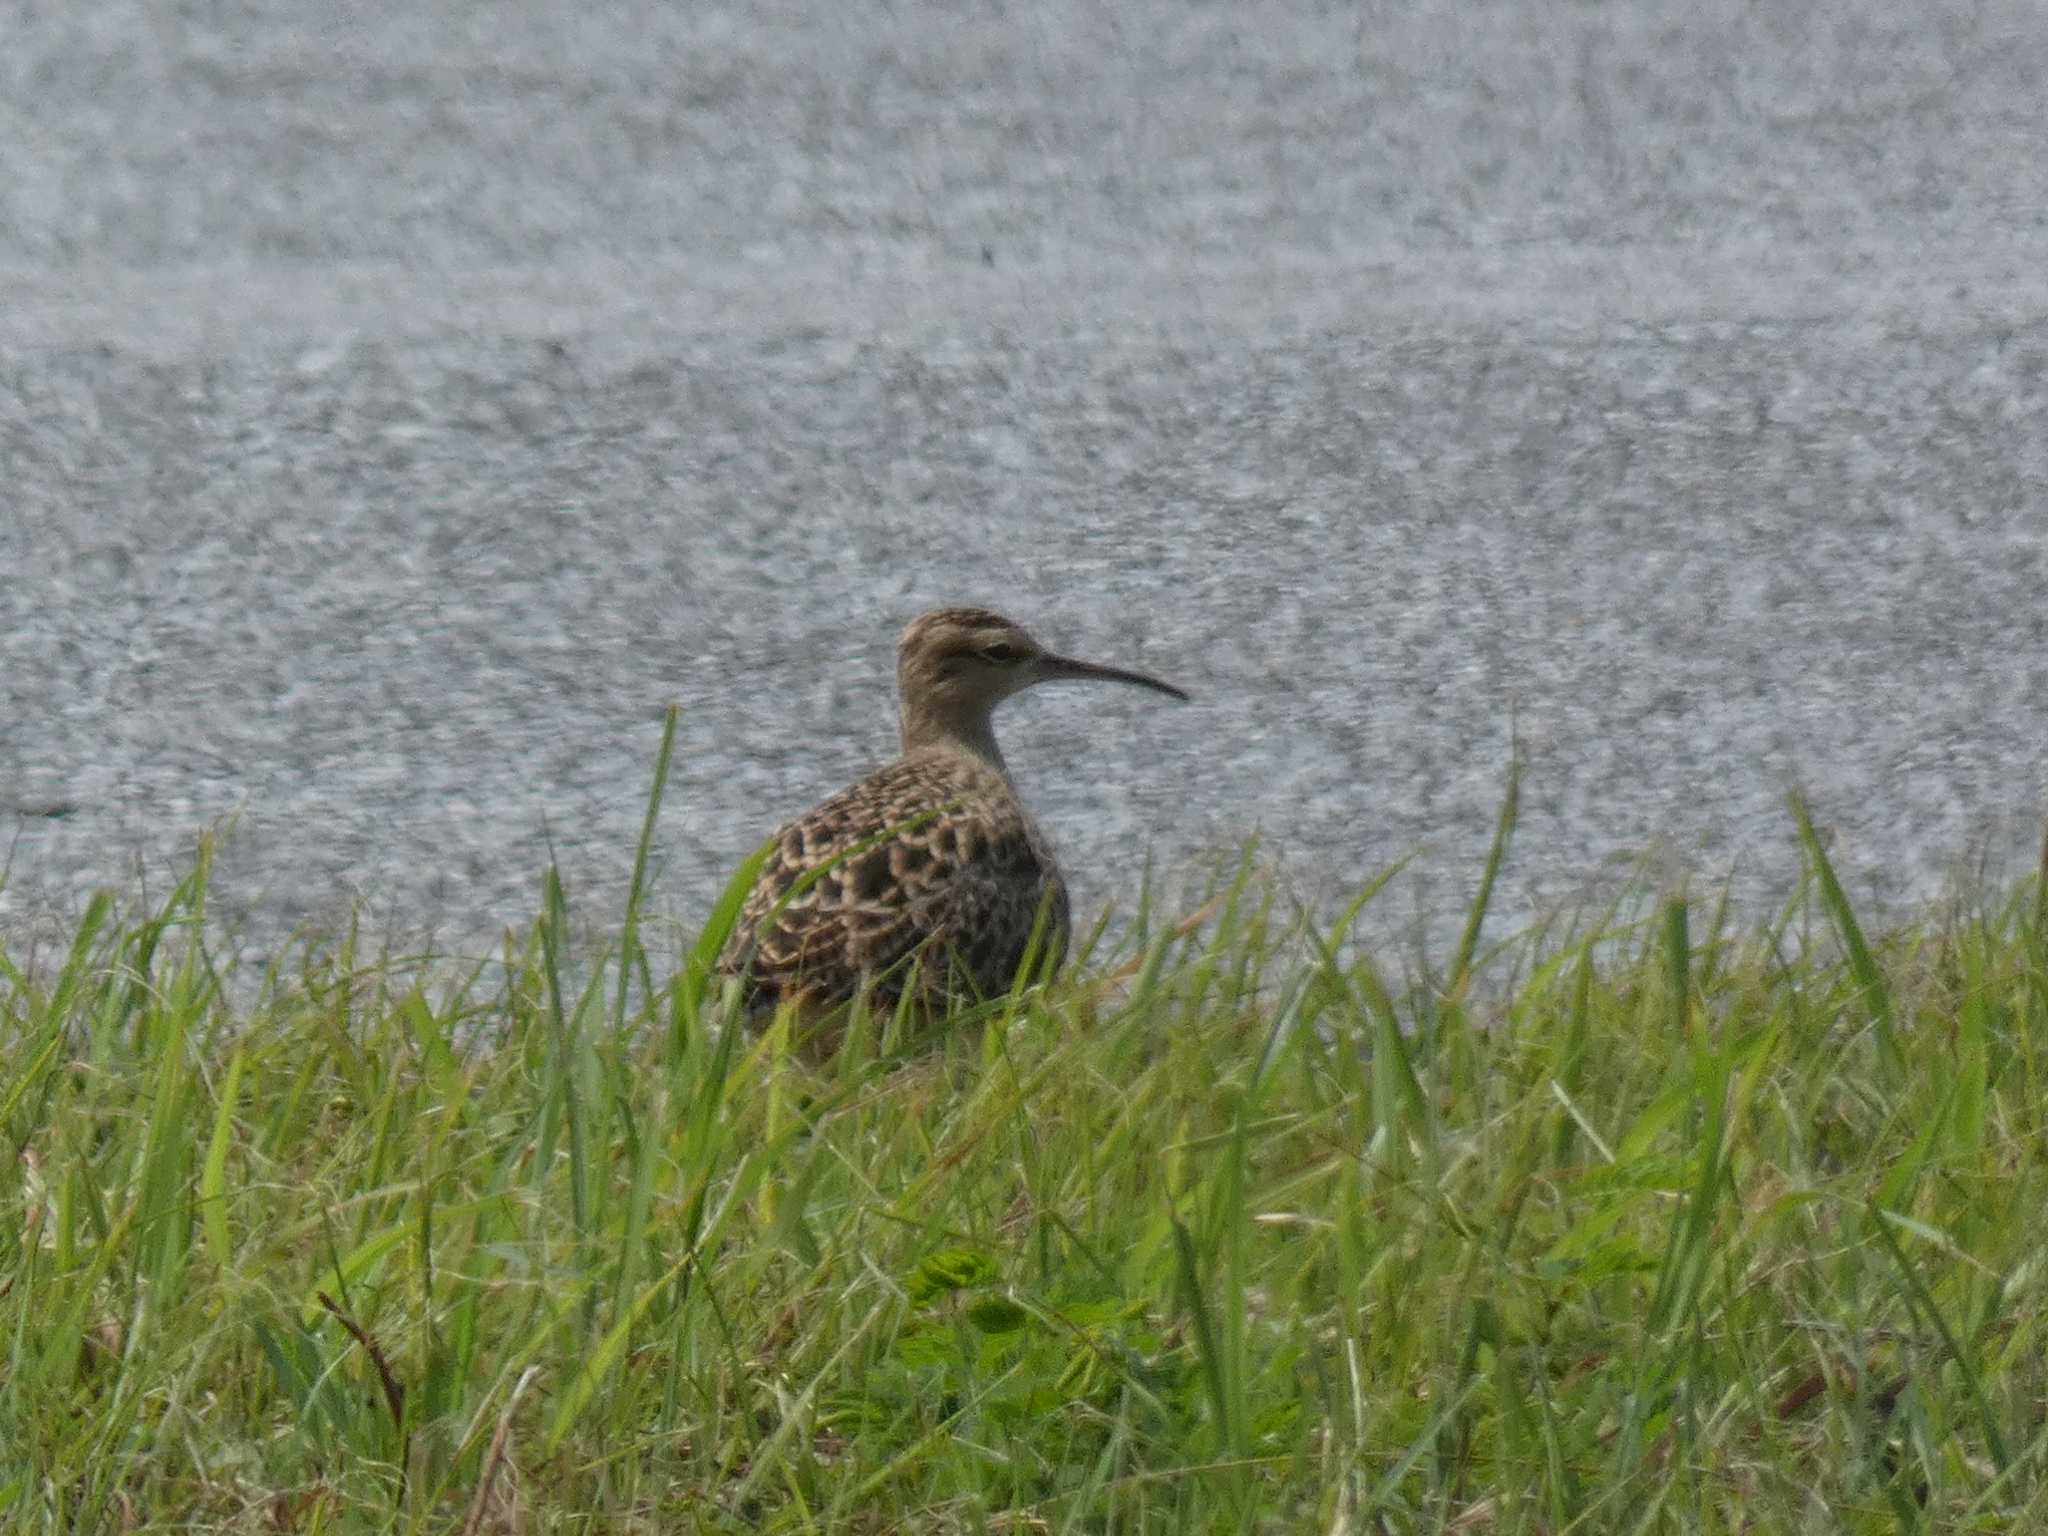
[{"x1": 3, "y1": 0, "x2": 2044, "y2": 967}]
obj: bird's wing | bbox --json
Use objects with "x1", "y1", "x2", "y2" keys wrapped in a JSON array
[{"x1": 717, "y1": 758, "x2": 1060, "y2": 1006}]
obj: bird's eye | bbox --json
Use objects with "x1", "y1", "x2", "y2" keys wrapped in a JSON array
[{"x1": 980, "y1": 642, "x2": 1022, "y2": 664}]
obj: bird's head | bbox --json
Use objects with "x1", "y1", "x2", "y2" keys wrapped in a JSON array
[{"x1": 895, "y1": 607, "x2": 1187, "y2": 761}]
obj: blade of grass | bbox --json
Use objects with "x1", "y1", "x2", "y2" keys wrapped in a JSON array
[
  {"x1": 200, "y1": 1046, "x2": 246, "y2": 1271},
  {"x1": 1871, "y1": 1202, "x2": 2011, "y2": 1476},
  {"x1": 1790, "y1": 790, "x2": 1898, "y2": 1077},
  {"x1": 1449, "y1": 747, "x2": 1520, "y2": 996},
  {"x1": 1170, "y1": 1214, "x2": 1234, "y2": 1457},
  {"x1": 543, "y1": 1249, "x2": 692, "y2": 1456},
  {"x1": 614, "y1": 704, "x2": 679, "y2": 1038}
]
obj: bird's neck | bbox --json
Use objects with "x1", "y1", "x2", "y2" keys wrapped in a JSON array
[{"x1": 899, "y1": 701, "x2": 1010, "y2": 777}]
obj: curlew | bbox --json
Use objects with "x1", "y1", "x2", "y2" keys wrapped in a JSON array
[{"x1": 716, "y1": 607, "x2": 1188, "y2": 1022}]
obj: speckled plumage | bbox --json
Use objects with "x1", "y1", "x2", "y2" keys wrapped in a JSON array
[
  {"x1": 717, "y1": 607, "x2": 1186, "y2": 1019},
  {"x1": 721, "y1": 745, "x2": 1070, "y2": 1012}
]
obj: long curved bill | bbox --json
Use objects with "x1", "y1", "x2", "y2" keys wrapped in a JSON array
[{"x1": 1039, "y1": 652, "x2": 1190, "y2": 702}]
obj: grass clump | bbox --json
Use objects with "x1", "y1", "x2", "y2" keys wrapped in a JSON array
[{"x1": 3, "y1": 739, "x2": 2047, "y2": 1532}]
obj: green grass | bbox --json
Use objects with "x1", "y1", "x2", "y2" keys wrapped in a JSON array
[{"x1": 4, "y1": 732, "x2": 2047, "y2": 1532}]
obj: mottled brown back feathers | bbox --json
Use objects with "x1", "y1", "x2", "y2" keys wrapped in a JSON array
[{"x1": 717, "y1": 745, "x2": 1069, "y2": 1013}]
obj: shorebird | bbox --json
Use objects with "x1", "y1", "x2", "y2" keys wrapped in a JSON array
[{"x1": 717, "y1": 607, "x2": 1188, "y2": 1023}]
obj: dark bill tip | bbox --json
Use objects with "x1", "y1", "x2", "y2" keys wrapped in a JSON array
[{"x1": 1042, "y1": 653, "x2": 1191, "y2": 702}]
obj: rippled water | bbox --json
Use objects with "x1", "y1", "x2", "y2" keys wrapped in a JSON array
[{"x1": 4, "y1": 0, "x2": 2045, "y2": 966}]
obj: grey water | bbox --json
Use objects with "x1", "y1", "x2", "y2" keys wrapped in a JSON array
[{"x1": 4, "y1": 0, "x2": 2045, "y2": 971}]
